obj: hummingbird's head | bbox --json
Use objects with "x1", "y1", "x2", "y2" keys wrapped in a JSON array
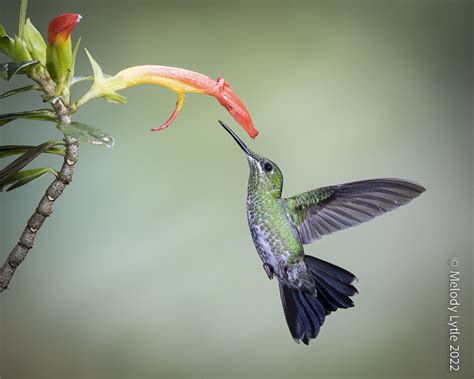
[{"x1": 219, "y1": 120, "x2": 283, "y2": 198}]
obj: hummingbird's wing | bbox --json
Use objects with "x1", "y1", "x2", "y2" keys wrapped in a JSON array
[{"x1": 283, "y1": 178, "x2": 425, "y2": 244}]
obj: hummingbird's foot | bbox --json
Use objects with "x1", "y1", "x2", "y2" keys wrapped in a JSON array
[{"x1": 263, "y1": 263, "x2": 274, "y2": 280}]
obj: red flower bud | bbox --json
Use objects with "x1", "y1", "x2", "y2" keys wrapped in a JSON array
[{"x1": 48, "y1": 13, "x2": 81, "y2": 45}]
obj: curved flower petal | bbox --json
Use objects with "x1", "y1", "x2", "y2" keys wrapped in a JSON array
[
  {"x1": 150, "y1": 93, "x2": 185, "y2": 131},
  {"x1": 48, "y1": 13, "x2": 81, "y2": 45}
]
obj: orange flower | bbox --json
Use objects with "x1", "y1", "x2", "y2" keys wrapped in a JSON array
[
  {"x1": 116, "y1": 66, "x2": 258, "y2": 138},
  {"x1": 78, "y1": 55, "x2": 259, "y2": 138}
]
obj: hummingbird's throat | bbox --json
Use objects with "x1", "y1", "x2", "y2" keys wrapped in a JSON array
[{"x1": 248, "y1": 164, "x2": 282, "y2": 198}]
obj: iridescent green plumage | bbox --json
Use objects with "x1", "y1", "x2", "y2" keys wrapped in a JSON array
[{"x1": 284, "y1": 186, "x2": 335, "y2": 226}]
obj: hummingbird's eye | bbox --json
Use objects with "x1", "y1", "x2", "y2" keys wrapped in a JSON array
[{"x1": 263, "y1": 162, "x2": 273, "y2": 172}]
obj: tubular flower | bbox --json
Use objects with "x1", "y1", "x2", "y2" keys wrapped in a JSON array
[
  {"x1": 46, "y1": 13, "x2": 81, "y2": 88},
  {"x1": 78, "y1": 58, "x2": 258, "y2": 138},
  {"x1": 117, "y1": 66, "x2": 258, "y2": 138}
]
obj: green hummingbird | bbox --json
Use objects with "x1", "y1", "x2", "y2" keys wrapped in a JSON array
[{"x1": 218, "y1": 120, "x2": 425, "y2": 345}]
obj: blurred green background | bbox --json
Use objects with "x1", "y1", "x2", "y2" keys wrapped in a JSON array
[{"x1": 0, "y1": 0, "x2": 472, "y2": 378}]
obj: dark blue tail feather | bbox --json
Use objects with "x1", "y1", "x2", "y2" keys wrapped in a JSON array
[{"x1": 279, "y1": 255, "x2": 358, "y2": 344}]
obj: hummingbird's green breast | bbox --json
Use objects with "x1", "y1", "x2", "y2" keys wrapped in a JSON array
[{"x1": 247, "y1": 179, "x2": 304, "y2": 278}]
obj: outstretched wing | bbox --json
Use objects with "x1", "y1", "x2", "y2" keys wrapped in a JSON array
[{"x1": 284, "y1": 179, "x2": 425, "y2": 244}]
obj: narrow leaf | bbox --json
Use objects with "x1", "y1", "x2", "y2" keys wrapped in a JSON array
[
  {"x1": 0, "y1": 84, "x2": 38, "y2": 99},
  {"x1": 0, "y1": 109, "x2": 57, "y2": 126},
  {"x1": 0, "y1": 140, "x2": 63, "y2": 181},
  {"x1": 0, "y1": 60, "x2": 39, "y2": 81},
  {"x1": 0, "y1": 26, "x2": 13, "y2": 57},
  {"x1": 0, "y1": 145, "x2": 65, "y2": 158},
  {"x1": 18, "y1": 0, "x2": 28, "y2": 40},
  {"x1": 69, "y1": 36, "x2": 81, "y2": 83},
  {"x1": 0, "y1": 167, "x2": 56, "y2": 191},
  {"x1": 57, "y1": 121, "x2": 114, "y2": 148}
]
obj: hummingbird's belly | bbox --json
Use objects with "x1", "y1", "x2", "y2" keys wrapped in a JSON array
[
  {"x1": 249, "y1": 223, "x2": 287, "y2": 269},
  {"x1": 247, "y1": 200, "x2": 302, "y2": 274}
]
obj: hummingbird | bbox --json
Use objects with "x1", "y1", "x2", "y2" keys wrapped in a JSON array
[{"x1": 218, "y1": 120, "x2": 425, "y2": 345}]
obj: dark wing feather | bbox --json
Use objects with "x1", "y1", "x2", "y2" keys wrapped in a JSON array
[{"x1": 284, "y1": 179, "x2": 425, "y2": 244}]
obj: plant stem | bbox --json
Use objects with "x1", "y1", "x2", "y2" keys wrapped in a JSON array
[
  {"x1": 0, "y1": 76, "x2": 79, "y2": 292},
  {"x1": 18, "y1": 0, "x2": 28, "y2": 39}
]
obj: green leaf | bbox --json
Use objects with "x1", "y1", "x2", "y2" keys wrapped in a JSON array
[
  {"x1": 0, "y1": 167, "x2": 57, "y2": 191},
  {"x1": 24, "y1": 18, "x2": 47, "y2": 64},
  {"x1": 0, "y1": 60, "x2": 39, "y2": 81},
  {"x1": 0, "y1": 109, "x2": 57, "y2": 126},
  {"x1": 0, "y1": 84, "x2": 38, "y2": 99},
  {"x1": 0, "y1": 35, "x2": 13, "y2": 58},
  {"x1": 0, "y1": 144, "x2": 65, "y2": 159},
  {"x1": 0, "y1": 140, "x2": 63, "y2": 181},
  {"x1": 0, "y1": 25, "x2": 13, "y2": 58},
  {"x1": 57, "y1": 121, "x2": 114, "y2": 149}
]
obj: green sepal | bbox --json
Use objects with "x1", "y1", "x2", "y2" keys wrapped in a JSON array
[
  {"x1": 71, "y1": 75, "x2": 92, "y2": 86},
  {"x1": 0, "y1": 60, "x2": 39, "y2": 81},
  {"x1": 67, "y1": 37, "x2": 81, "y2": 87},
  {"x1": 0, "y1": 84, "x2": 38, "y2": 99},
  {"x1": 0, "y1": 167, "x2": 57, "y2": 191},
  {"x1": 102, "y1": 93, "x2": 127, "y2": 104},
  {"x1": 0, "y1": 140, "x2": 63, "y2": 181},
  {"x1": 24, "y1": 18, "x2": 47, "y2": 64},
  {"x1": 86, "y1": 48, "x2": 102, "y2": 80},
  {"x1": 74, "y1": 49, "x2": 128, "y2": 108},
  {"x1": 0, "y1": 144, "x2": 65, "y2": 158},
  {"x1": 11, "y1": 37, "x2": 32, "y2": 61},
  {"x1": 57, "y1": 121, "x2": 114, "y2": 148},
  {"x1": 0, "y1": 109, "x2": 57, "y2": 126},
  {"x1": 46, "y1": 38, "x2": 72, "y2": 90}
]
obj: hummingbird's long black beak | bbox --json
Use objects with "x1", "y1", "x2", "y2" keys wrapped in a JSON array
[{"x1": 218, "y1": 120, "x2": 251, "y2": 157}]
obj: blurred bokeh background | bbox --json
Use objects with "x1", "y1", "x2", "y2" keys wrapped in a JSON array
[{"x1": 0, "y1": 0, "x2": 472, "y2": 378}]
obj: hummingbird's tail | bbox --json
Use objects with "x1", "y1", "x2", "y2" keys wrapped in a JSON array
[{"x1": 279, "y1": 255, "x2": 358, "y2": 345}]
